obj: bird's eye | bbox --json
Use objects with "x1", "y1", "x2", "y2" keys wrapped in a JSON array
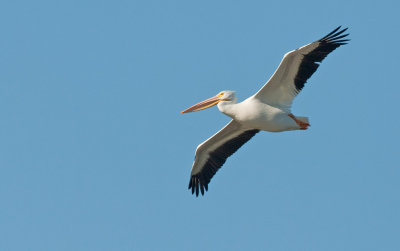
[{"x1": 218, "y1": 92, "x2": 224, "y2": 97}]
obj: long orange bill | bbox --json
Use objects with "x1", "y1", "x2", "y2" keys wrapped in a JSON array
[{"x1": 181, "y1": 95, "x2": 221, "y2": 114}]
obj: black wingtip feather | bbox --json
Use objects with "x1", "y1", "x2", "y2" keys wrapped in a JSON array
[
  {"x1": 321, "y1": 26, "x2": 341, "y2": 40},
  {"x1": 188, "y1": 129, "x2": 260, "y2": 197},
  {"x1": 329, "y1": 34, "x2": 349, "y2": 41},
  {"x1": 293, "y1": 26, "x2": 349, "y2": 91},
  {"x1": 334, "y1": 39, "x2": 350, "y2": 43},
  {"x1": 325, "y1": 27, "x2": 348, "y2": 40},
  {"x1": 320, "y1": 26, "x2": 349, "y2": 43}
]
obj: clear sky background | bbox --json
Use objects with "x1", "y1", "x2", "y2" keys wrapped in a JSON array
[{"x1": 0, "y1": 0, "x2": 399, "y2": 250}]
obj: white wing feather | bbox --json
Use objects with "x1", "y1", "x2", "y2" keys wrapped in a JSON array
[
  {"x1": 254, "y1": 26, "x2": 349, "y2": 112},
  {"x1": 254, "y1": 41, "x2": 319, "y2": 111},
  {"x1": 191, "y1": 120, "x2": 243, "y2": 175}
]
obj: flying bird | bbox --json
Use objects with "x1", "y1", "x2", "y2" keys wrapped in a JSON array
[{"x1": 181, "y1": 26, "x2": 350, "y2": 196}]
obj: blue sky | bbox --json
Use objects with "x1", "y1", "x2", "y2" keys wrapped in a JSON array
[{"x1": 0, "y1": 0, "x2": 399, "y2": 250}]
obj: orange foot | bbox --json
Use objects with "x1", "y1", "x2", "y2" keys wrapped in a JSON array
[
  {"x1": 298, "y1": 121, "x2": 310, "y2": 130},
  {"x1": 288, "y1": 114, "x2": 310, "y2": 130}
]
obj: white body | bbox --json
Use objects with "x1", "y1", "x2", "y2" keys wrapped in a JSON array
[{"x1": 218, "y1": 96, "x2": 300, "y2": 132}]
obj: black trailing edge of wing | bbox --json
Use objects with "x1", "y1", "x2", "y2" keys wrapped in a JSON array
[
  {"x1": 294, "y1": 26, "x2": 350, "y2": 92},
  {"x1": 188, "y1": 129, "x2": 260, "y2": 197}
]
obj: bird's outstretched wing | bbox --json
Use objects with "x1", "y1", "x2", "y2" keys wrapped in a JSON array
[
  {"x1": 188, "y1": 120, "x2": 259, "y2": 196},
  {"x1": 254, "y1": 26, "x2": 349, "y2": 111}
]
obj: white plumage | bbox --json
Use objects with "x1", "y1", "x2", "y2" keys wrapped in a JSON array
[{"x1": 181, "y1": 26, "x2": 350, "y2": 196}]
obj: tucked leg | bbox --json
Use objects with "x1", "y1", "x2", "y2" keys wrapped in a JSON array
[{"x1": 288, "y1": 113, "x2": 310, "y2": 130}]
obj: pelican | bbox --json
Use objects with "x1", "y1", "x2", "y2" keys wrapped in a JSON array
[{"x1": 181, "y1": 26, "x2": 349, "y2": 196}]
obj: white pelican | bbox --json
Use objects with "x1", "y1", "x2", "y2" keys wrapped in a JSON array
[{"x1": 181, "y1": 26, "x2": 349, "y2": 196}]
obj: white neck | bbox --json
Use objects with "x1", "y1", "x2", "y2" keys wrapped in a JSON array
[{"x1": 217, "y1": 100, "x2": 238, "y2": 119}]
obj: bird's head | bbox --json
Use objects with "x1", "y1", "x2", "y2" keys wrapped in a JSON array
[{"x1": 181, "y1": 90, "x2": 236, "y2": 114}]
